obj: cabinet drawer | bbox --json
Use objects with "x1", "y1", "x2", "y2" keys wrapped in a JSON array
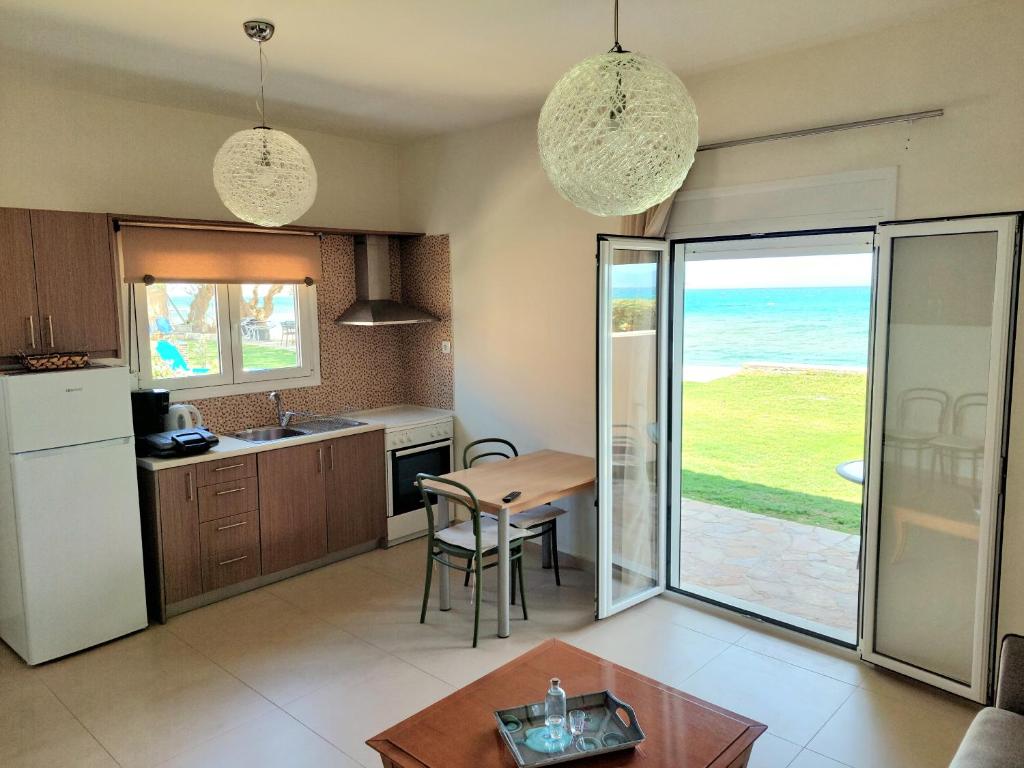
[
  {"x1": 198, "y1": 477, "x2": 258, "y2": 523},
  {"x1": 200, "y1": 511, "x2": 260, "y2": 591},
  {"x1": 197, "y1": 455, "x2": 257, "y2": 487}
]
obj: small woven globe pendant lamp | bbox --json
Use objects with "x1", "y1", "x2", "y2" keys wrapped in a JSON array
[
  {"x1": 537, "y1": 1, "x2": 698, "y2": 216},
  {"x1": 214, "y1": 20, "x2": 317, "y2": 227}
]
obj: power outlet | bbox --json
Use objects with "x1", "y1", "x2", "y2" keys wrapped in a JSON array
[{"x1": 441, "y1": 340, "x2": 451, "y2": 355}]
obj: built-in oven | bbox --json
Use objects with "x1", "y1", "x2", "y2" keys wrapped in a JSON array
[{"x1": 384, "y1": 419, "x2": 454, "y2": 545}]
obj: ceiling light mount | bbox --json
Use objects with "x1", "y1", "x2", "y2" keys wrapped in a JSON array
[
  {"x1": 242, "y1": 20, "x2": 275, "y2": 44},
  {"x1": 608, "y1": 0, "x2": 628, "y2": 53}
]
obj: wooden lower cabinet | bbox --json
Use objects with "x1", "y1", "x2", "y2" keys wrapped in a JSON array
[
  {"x1": 198, "y1": 476, "x2": 259, "y2": 523},
  {"x1": 139, "y1": 428, "x2": 387, "y2": 620},
  {"x1": 258, "y1": 442, "x2": 328, "y2": 575},
  {"x1": 200, "y1": 511, "x2": 261, "y2": 591},
  {"x1": 326, "y1": 429, "x2": 387, "y2": 552},
  {"x1": 156, "y1": 465, "x2": 203, "y2": 605}
]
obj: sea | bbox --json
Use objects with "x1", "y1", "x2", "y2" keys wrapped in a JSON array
[
  {"x1": 166, "y1": 292, "x2": 297, "y2": 324},
  {"x1": 614, "y1": 285, "x2": 871, "y2": 368}
]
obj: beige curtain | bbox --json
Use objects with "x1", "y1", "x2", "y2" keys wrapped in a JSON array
[
  {"x1": 120, "y1": 224, "x2": 322, "y2": 284},
  {"x1": 619, "y1": 190, "x2": 678, "y2": 238}
]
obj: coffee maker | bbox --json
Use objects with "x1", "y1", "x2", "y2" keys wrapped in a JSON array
[
  {"x1": 130, "y1": 389, "x2": 218, "y2": 457},
  {"x1": 130, "y1": 388, "x2": 170, "y2": 437}
]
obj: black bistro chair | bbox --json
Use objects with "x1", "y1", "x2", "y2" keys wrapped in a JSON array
[
  {"x1": 462, "y1": 438, "x2": 568, "y2": 593},
  {"x1": 415, "y1": 473, "x2": 529, "y2": 647}
]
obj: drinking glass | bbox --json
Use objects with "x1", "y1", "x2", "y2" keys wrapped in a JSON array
[{"x1": 568, "y1": 710, "x2": 587, "y2": 749}]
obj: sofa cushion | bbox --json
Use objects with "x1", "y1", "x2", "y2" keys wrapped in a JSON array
[{"x1": 950, "y1": 707, "x2": 1024, "y2": 768}]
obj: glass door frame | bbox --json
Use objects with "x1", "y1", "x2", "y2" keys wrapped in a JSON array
[
  {"x1": 860, "y1": 214, "x2": 1021, "y2": 702},
  {"x1": 596, "y1": 235, "x2": 670, "y2": 619},
  {"x1": 666, "y1": 227, "x2": 878, "y2": 648}
]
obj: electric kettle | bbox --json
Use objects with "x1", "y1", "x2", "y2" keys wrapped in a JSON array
[{"x1": 165, "y1": 403, "x2": 203, "y2": 430}]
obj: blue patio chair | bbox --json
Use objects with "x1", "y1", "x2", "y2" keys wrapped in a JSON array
[
  {"x1": 155, "y1": 340, "x2": 189, "y2": 372},
  {"x1": 154, "y1": 316, "x2": 174, "y2": 334}
]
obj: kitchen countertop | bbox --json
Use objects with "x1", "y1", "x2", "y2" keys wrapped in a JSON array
[
  {"x1": 135, "y1": 405, "x2": 454, "y2": 472},
  {"x1": 343, "y1": 405, "x2": 454, "y2": 431}
]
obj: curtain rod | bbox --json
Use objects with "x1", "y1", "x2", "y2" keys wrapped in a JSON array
[
  {"x1": 696, "y1": 109, "x2": 944, "y2": 153},
  {"x1": 117, "y1": 221, "x2": 319, "y2": 237}
]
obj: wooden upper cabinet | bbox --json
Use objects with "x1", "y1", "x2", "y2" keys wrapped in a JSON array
[
  {"x1": 258, "y1": 443, "x2": 328, "y2": 575},
  {"x1": 157, "y1": 465, "x2": 203, "y2": 605},
  {"x1": 0, "y1": 209, "x2": 40, "y2": 356},
  {"x1": 29, "y1": 210, "x2": 120, "y2": 356},
  {"x1": 326, "y1": 429, "x2": 387, "y2": 553}
]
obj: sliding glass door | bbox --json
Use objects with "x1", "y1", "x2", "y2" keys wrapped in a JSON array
[
  {"x1": 596, "y1": 236, "x2": 669, "y2": 618},
  {"x1": 595, "y1": 216, "x2": 1020, "y2": 702},
  {"x1": 861, "y1": 215, "x2": 1019, "y2": 701},
  {"x1": 669, "y1": 232, "x2": 874, "y2": 643}
]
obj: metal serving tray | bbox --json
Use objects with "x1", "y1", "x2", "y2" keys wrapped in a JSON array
[{"x1": 494, "y1": 690, "x2": 645, "y2": 767}]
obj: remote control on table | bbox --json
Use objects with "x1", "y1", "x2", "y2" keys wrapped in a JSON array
[{"x1": 502, "y1": 490, "x2": 522, "y2": 503}]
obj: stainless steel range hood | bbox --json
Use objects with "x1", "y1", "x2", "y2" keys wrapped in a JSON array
[{"x1": 335, "y1": 235, "x2": 438, "y2": 326}]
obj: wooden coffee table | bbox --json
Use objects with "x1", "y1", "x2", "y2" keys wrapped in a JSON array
[{"x1": 367, "y1": 639, "x2": 766, "y2": 767}]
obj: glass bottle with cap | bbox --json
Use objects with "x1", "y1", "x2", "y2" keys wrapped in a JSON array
[{"x1": 544, "y1": 677, "x2": 567, "y2": 742}]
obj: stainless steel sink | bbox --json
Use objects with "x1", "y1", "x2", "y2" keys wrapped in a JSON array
[
  {"x1": 234, "y1": 426, "x2": 306, "y2": 443},
  {"x1": 233, "y1": 417, "x2": 367, "y2": 443},
  {"x1": 291, "y1": 417, "x2": 366, "y2": 434}
]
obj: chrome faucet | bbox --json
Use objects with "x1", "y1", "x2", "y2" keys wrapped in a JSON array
[{"x1": 269, "y1": 391, "x2": 292, "y2": 428}]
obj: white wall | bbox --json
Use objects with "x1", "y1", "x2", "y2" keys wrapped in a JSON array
[
  {"x1": 399, "y1": 0, "x2": 1024, "y2": 637},
  {"x1": 0, "y1": 69, "x2": 402, "y2": 230}
]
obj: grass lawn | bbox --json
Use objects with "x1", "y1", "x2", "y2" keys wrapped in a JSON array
[
  {"x1": 682, "y1": 369, "x2": 866, "y2": 534},
  {"x1": 151, "y1": 337, "x2": 297, "y2": 378},
  {"x1": 241, "y1": 344, "x2": 297, "y2": 369}
]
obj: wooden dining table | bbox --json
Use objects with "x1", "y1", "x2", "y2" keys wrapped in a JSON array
[{"x1": 421, "y1": 449, "x2": 595, "y2": 638}]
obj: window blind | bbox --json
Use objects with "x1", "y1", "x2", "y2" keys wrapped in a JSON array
[{"x1": 119, "y1": 223, "x2": 322, "y2": 284}]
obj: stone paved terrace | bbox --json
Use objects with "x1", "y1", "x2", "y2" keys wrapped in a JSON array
[{"x1": 680, "y1": 498, "x2": 860, "y2": 641}]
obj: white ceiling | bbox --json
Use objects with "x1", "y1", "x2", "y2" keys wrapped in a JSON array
[{"x1": 0, "y1": 0, "x2": 980, "y2": 141}]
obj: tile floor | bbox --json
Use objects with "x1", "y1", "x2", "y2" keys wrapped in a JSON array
[
  {"x1": 2, "y1": 540, "x2": 977, "y2": 768},
  {"x1": 680, "y1": 498, "x2": 860, "y2": 640}
]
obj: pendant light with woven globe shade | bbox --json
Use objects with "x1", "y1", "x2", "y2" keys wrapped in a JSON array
[
  {"x1": 213, "y1": 20, "x2": 317, "y2": 228},
  {"x1": 537, "y1": 1, "x2": 698, "y2": 217}
]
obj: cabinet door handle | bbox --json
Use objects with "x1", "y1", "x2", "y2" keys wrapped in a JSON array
[
  {"x1": 217, "y1": 555, "x2": 248, "y2": 566},
  {"x1": 185, "y1": 471, "x2": 194, "y2": 502},
  {"x1": 317, "y1": 447, "x2": 323, "y2": 474},
  {"x1": 216, "y1": 520, "x2": 248, "y2": 531},
  {"x1": 329, "y1": 444, "x2": 335, "y2": 470},
  {"x1": 213, "y1": 463, "x2": 246, "y2": 472},
  {"x1": 215, "y1": 487, "x2": 245, "y2": 496},
  {"x1": 45, "y1": 315, "x2": 54, "y2": 348},
  {"x1": 26, "y1": 316, "x2": 36, "y2": 349}
]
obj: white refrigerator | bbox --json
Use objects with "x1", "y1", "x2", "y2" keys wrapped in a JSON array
[{"x1": 0, "y1": 366, "x2": 147, "y2": 664}]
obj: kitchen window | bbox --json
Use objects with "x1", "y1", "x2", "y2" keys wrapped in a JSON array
[{"x1": 133, "y1": 281, "x2": 319, "y2": 397}]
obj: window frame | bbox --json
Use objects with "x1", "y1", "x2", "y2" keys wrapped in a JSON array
[
  {"x1": 228, "y1": 283, "x2": 316, "y2": 384},
  {"x1": 133, "y1": 282, "x2": 320, "y2": 400}
]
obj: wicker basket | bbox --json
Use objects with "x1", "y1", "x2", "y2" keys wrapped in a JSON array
[{"x1": 18, "y1": 351, "x2": 90, "y2": 371}]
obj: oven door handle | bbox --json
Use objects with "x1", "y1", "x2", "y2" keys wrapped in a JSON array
[{"x1": 392, "y1": 439, "x2": 453, "y2": 458}]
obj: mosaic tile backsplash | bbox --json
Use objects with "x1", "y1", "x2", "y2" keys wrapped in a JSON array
[{"x1": 189, "y1": 234, "x2": 453, "y2": 434}]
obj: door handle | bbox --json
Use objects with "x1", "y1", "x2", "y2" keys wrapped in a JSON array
[
  {"x1": 216, "y1": 520, "x2": 248, "y2": 531},
  {"x1": 217, "y1": 555, "x2": 248, "y2": 566},
  {"x1": 215, "y1": 487, "x2": 245, "y2": 496},
  {"x1": 185, "y1": 471, "x2": 194, "y2": 502},
  {"x1": 26, "y1": 316, "x2": 36, "y2": 349},
  {"x1": 317, "y1": 447, "x2": 323, "y2": 474},
  {"x1": 329, "y1": 443, "x2": 335, "y2": 470},
  {"x1": 213, "y1": 463, "x2": 246, "y2": 472},
  {"x1": 45, "y1": 315, "x2": 54, "y2": 348}
]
